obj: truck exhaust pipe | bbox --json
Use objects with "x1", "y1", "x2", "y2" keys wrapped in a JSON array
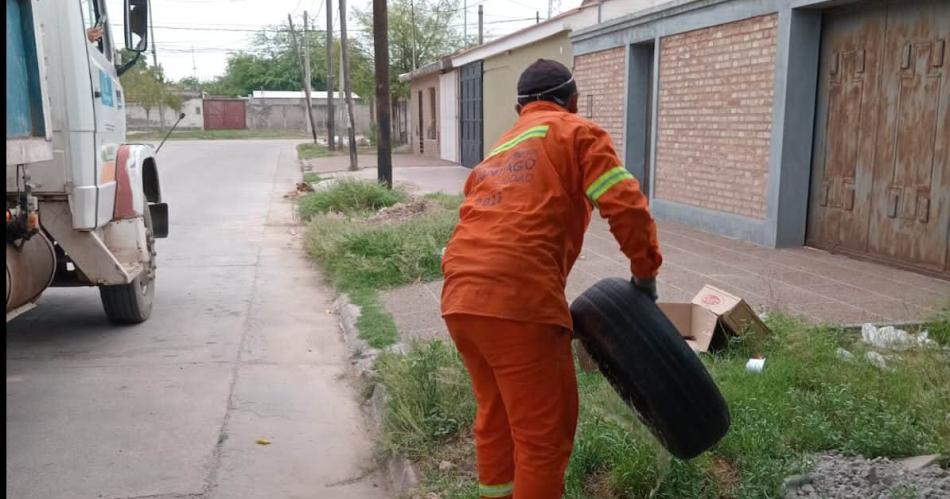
[{"x1": 6, "y1": 233, "x2": 56, "y2": 314}]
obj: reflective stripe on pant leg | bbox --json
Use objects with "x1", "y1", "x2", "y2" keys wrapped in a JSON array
[{"x1": 479, "y1": 481, "x2": 514, "y2": 498}]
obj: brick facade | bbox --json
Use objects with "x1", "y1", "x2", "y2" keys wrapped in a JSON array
[
  {"x1": 655, "y1": 14, "x2": 778, "y2": 219},
  {"x1": 574, "y1": 46, "x2": 627, "y2": 153}
]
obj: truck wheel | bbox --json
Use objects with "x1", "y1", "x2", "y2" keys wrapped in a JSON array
[
  {"x1": 99, "y1": 208, "x2": 156, "y2": 324},
  {"x1": 570, "y1": 278, "x2": 730, "y2": 459}
]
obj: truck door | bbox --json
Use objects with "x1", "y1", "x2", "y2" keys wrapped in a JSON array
[{"x1": 80, "y1": 0, "x2": 124, "y2": 226}]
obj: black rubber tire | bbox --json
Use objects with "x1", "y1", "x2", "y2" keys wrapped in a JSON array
[
  {"x1": 570, "y1": 278, "x2": 730, "y2": 459},
  {"x1": 99, "y1": 209, "x2": 156, "y2": 324}
]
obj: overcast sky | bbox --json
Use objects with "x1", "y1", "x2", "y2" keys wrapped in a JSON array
[{"x1": 105, "y1": 0, "x2": 581, "y2": 81}]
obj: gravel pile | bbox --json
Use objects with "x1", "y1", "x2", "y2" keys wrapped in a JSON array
[{"x1": 787, "y1": 452, "x2": 949, "y2": 498}]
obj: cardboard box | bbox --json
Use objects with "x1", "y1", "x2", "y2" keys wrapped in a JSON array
[
  {"x1": 573, "y1": 284, "x2": 770, "y2": 371},
  {"x1": 659, "y1": 285, "x2": 770, "y2": 352}
]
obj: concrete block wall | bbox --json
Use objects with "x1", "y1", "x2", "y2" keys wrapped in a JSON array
[
  {"x1": 573, "y1": 46, "x2": 627, "y2": 153},
  {"x1": 654, "y1": 14, "x2": 778, "y2": 219}
]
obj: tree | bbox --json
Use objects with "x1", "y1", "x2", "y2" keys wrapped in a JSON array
[{"x1": 354, "y1": 0, "x2": 464, "y2": 99}]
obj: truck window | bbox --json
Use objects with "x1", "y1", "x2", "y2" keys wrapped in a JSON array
[{"x1": 79, "y1": 0, "x2": 111, "y2": 61}]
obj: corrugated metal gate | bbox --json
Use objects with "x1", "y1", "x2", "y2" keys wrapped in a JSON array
[
  {"x1": 459, "y1": 61, "x2": 483, "y2": 168},
  {"x1": 808, "y1": 0, "x2": 949, "y2": 277},
  {"x1": 203, "y1": 99, "x2": 247, "y2": 130}
]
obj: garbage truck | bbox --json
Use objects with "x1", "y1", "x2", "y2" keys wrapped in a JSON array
[{"x1": 6, "y1": 0, "x2": 168, "y2": 323}]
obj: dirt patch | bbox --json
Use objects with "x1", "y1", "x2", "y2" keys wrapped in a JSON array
[
  {"x1": 367, "y1": 199, "x2": 435, "y2": 225},
  {"x1": 583, "y1": 468, "x2": 623, "y2": 499},
  {"x1": 709, "y1": 455, "x2": 740, "y2": 497}
]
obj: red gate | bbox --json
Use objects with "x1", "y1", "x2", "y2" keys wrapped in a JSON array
[{"x1": 202, "y1": 99, "x2": 247, "y2": 130}]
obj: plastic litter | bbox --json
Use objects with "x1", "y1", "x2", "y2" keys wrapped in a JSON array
[
  {"x1": 861, "y1": 324, "x2": 936, "y2": 350},
  {"x1": 865, "y1": 351, "x2": 888, "y2": 370},
  {"x1": 745, "y1": 358, "x2": 766, "y2": 373},
  {"x1": 835, "y1": 348, "x2": 855, "y2": 361},
  {"x1": 256, "y1": 438, "x2": 272, "y2": 445}
]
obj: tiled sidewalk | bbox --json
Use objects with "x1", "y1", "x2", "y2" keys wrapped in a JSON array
[{"x1": 300, "y1": 154, "x2": 949, "y2": 340}]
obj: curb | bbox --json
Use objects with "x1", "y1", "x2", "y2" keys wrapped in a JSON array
[{"x1": 334, "y1": 294, "x2": 420, "y2": 497}]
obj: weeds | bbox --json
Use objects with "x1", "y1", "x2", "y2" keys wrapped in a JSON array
[
  {"x1": 297, "y1": 178, "x2": 409, "y2": 220},
  {"x1": 302, "y1": 172, "x2": 322, "y2": 184},
  {"x1": 297, "y1": 142, "x2": 331, "y2": 160},
  {"x1": 924, "y1": 306, "x2": 949, "y2": 346},
  {"x1": 378, "y1": 315, "x2": 950, "y2": 498}
]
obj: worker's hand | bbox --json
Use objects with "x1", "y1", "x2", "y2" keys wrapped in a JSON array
[
  {"x1": 86, "y1": 25, "x2": 104, "y2": 43},
  {"x1": 632, "y1": 276, "x2": 658, "y2": 302}
]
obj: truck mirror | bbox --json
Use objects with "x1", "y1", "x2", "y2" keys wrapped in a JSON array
[{"x1": 124, "y1": 0, "x2": 149, "y2": 52}]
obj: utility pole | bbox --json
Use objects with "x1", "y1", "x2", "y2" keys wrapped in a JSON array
[
  {"x1": 536, "y1": 11, "x2": 540, "y2": 23},
  {"x1": 372, "y1": 0, "x2": 392, "y2": 188},
  {"x1": 149, "y1": 0, "x2": 165, "y2": 131},
  {"x1": 339, "y1": 0, "x2": 358, "y2": 170},
  {"x1": 302, "y1": 12, "x2": 318, "y2": 143},
  {"x1": 326, "y1": 0, "x2": 336, "y2": 150},
  {"x1": 410, "y1": 0, "x2": 417, "y2": 71},
  {"x1": 463, "y1": 0, "x2": 467, "y2": 45},
  {"x1": 548, "y1": 0, "x2": 553, "y2": 19},
  {"x1": 287, "y1": 14, "x2": 318, "y2": 144},
  {"x1": 478, "y1": 5, "x2": 483, "y2": 45}
]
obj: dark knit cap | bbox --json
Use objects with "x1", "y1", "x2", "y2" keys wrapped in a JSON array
[{"x1": 516, "y1": 59, "x2": 576, "y2": 106}]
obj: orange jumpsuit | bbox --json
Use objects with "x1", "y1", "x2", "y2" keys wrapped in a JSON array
[{"x1": 441, "y1": 100, "x2": 662, "y2": 499}]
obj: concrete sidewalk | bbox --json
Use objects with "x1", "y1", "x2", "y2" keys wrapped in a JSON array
[{"x1": 304, "y1": 154, "x2": 949, "y2": 340}]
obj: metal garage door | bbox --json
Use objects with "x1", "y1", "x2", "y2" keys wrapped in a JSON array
[
  {"x1": 807, "y1": 0, "x2": 949, "y2": 277},
  {"x1": 203, "y1": 99, "x2": 247, "y2": 130},
  {"x1": 459, "y1": 61, "x2": 483, "y2": 168}
]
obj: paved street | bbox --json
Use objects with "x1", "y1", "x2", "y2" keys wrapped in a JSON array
[{"x1": 6, "y1": 140, "x2": 385, "y2": 499}]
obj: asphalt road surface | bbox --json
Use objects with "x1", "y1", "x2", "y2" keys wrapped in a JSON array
[{"x1": 6, "y1": 140, "x2": 386, "y2": 499}]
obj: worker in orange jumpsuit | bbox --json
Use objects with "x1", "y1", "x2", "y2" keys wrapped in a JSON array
[{"x1": 441, "y1": 59, "x2": 663, "y2": 498}]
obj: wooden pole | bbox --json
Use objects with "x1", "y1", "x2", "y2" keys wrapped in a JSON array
[
  {"x1": 339, "y1": 0, "x2": 358, "y2": 171},
  {"x1": 478, "y1": 5, "x2": 483, "y2": 45},
  {"x1": 326, "y1": 0, "x2": 336, "y2": 150},
  {"x1": 302, "y1": 12, "x2": 318, "y2": 143},
  {"x1": 373, "y1": 0, "x2": 392, "y2": 187},
  {"x1": 287, "y1": 14, "x2": 317, "y2": 144}
]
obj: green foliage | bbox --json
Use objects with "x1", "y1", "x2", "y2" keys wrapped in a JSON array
[
  {"x1": 923, "y1": 306, "x2": 950, "y2": 346},
  {"x1": 119, "y1": 53, "x2": 179, "y2": 116},
  {"x1": 350, "y1": 288, "x2": 399, "y2": 348},
  {"x1": 376, "y1": 341, "x2": 476, "y2": 457},
  {"x1": 297, "y1": 178, "x2": 409, "y2": 220},
  {"x1": 297, "y1": 143, "x2": 332, "y2": 160},
  {"x1": 353, "y1": 0, "x2": 465, "y2": 98},
  {"x1": 302, "y1": 172, "x2": 323, "y2": 184},
  {"x1": 305, "y1": 206, "x2": 457, "y2": 289},
  {"x1": 383, "y1": 316, "x2": 950, "y2": 498}
]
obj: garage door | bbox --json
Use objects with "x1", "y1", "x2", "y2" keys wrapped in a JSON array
[
  {"x1": 459, "y1": 61, "x2": 483, "y2": 168},
  {"x1": 203, "y1": 99, "x2": 247, "y2": 130},
  {"x1": 807, "y1": 0, "x2": 949, "y2": 277}
]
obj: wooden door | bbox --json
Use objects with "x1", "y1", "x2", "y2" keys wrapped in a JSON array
[{"x1": 808, "y1": 0, "x2": 949, "y2": 276}]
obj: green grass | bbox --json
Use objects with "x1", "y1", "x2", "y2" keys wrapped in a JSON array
[
  {"x1": 378, "y1": 315, "x2": 950, "y2": 498},
  {"x1": 923, "y1": 306, "x2": 950, "y2": 346},
  {"x1": 305, "y1": 205, "x2": 457, "y2": 288},
  {"x1": 302, "y1": 172, "x2": 323, "y2": 184},
  {"x1": 297, "y1": 142, "x2": 332, "y2": 160},
  {"x1": 301, "y1": 179, "x2": 460, "y2": 348},
  {"x1": 297, "y1": 178, "x2": 410, "y2": 221},
  {"x1": 128, "y1": 129, "x2": 310, "y2": 141}
]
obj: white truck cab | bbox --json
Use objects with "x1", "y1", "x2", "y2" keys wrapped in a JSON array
[{"x1": 7, "y1": 0, "x2": 168, "y2": 323}]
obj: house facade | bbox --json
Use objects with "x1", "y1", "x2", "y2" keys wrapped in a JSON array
[{"x1": 572, "y1": 0, "x2": 948, "y2": 275}]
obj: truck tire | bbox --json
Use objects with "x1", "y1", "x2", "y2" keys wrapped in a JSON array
[
  {"x1": 99, "y1": 208, "x2": 156, "y2": 324},
  {"x1": 570, "y1": 278, "x2": 730, "y2": 459}
]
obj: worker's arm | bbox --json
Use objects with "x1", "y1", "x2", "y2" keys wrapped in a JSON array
[{"x1": 576, "y1": 122, "x2": 662, "y2": 280}]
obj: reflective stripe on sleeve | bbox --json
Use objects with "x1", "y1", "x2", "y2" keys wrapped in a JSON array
[{"x1": 586, "y1": 166, "x2": 634, "y2": 204}]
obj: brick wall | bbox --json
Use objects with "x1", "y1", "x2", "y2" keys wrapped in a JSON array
[
  {"x1": 655, "y1": 14, "x2": 778, "y2": 219},
  {"x1": 574, "y1": 46, "x2": 627, "y2": 153}
]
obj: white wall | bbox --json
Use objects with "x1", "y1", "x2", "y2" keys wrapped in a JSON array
[{"x1": 126, "y1": 97, "x2": 204, "y2": 130}]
